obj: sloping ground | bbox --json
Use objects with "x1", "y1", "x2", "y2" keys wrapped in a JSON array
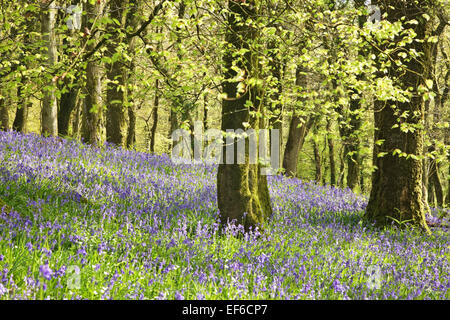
[{"x1": 0, "y1": 131, "x2": 448, "y2": 299}]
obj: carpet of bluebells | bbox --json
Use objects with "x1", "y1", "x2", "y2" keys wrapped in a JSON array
[{"x1": 0, "y1": 131, "x2": 448, "y2": 300}]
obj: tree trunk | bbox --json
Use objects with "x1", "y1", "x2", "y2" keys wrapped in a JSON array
[
  {"x1": 360, "y1": 155, "x2": 366, "y2": 194},
  {"x1": 167, "y1": 2, "x2": 186, "y2": 149},
  {"x1": 127, "y1": 101, "x2": 136, "y2": 148},
  {"x1": 0, "y1": 97, "x2": 8, "y2": 131},
  {"x1": 150, "y1": 79, "x2": 159, "y2": 153},
  {"x1": 40, "y1": 1, "x2": 58, "y2": 136},
  {"x1": 203, "y1": 79, "x2": 208, "y2": 131},
  {"x1": 312, "y1": 125, "x2": 322, "y2": 184},
  {"x1": 428, "y1": 156, "x2": 443, "y2": 207},
  {"x1": 58, "y1": 84, "x2": 78, "y2": 136},
  {"x1": 217, "y1": 0, "x2": 272, "y2": 232},
  {"x1": 282, "y1": 66, "x2": 313, "y2": 177},
  {"x1": 13, "y1": 86, "x2": 30, "y2": 133},
  {"x1": 365, "y1": 1, "x2": 430, "y2": 231},
  {"x1": 126, "y1": 0, "x2": 141, "y2": 149},
  {"x1": 268, "y1": 39, "x2": 284, "y2": 163},
  {"x1": 58, "y1": 1, "x2": 80, "y2": 137},
  {"x1": 327, "y1": 119, "x2": 336, "y2": 186},
  {"x1": 105, "y1": 0, "x2": 128, "y2": 147},
  {"x1": 81, "y1": 0, "x2": 104, "y2": 145},
  {"x1": 428, "y1": 181, "x2": 435, "y2": 207},
  {"x1": 447, "y1": 155, "x2": 450, "y2": 207},
  {"x1": 13, "y1": 9, "x2": 33, "y2": 133},
  {"x1": 72, "y1": 97, "x2": 82, "y2": 139}
]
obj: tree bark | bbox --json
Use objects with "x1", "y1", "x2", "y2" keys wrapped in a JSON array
[
  {"x1": 428, "y1": 154, "x2": 444, "y2": 207},
  {"x1": 13, "y1": 85, "x2": 30, "y2": 133},
  {"x1": 447, "y1": 155, "x2": 450, "y2": 207},
  {"x1": 105, "y1": 0, "x2": 128, "y2": 147},
  {"x1": 58, "y1": 83, "x2": 78, "y2": 136},
  {"x1": 217, "y1": 0, "x2": 272, "y2": 232},
  {"x1": 72, "y1": 97, "x2": 82, "y2": 139},
  {"x1": 126, "y1": 0, "x2": 141, "y2": 149},
  {"x1": 167, "y1": 2, "x2": 186, "y2": 148},
  {"x1": 0, "y1": 97, "x2": 8, "y2": 131},
  {"x1": 282, "y1": 66, "x2": 313, "y2": 177},
  {"x1": 267, "y1": 39, "x2": 284, "y2": 163},
  {"x1": 81, "y1": 0, "x2": 105, "y2": 145},
  {"x1": 203, "y1": 78, "x2": 208, "y2": 131},
  {"x1": 12, "y1": 8, "x2": 33, "y2": 133},
  {"x1": 365, "y1": 0, "x2": 430, "y2": 231},
  {"x1": 40, "y1": 1, "x2": 58, "y2": 136},
  {"x1": 313, "y1": 140, "x2": 322, "y2": 183},
  {"x1": 57, "y1": 1, "x2": 80, "y2": 137},
  {"x1": 312, "y1": 125, "x2": 322, "y2": 184},
  {"x1": 150, "y1": 79, "x2": 159, "y2": 153},
  {"x1": 326, "y1": 119, "x2": 336, "y2": 186}
]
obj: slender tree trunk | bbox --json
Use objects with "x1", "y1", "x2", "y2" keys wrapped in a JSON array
[
  {"x1": 327, "y1": 0, "x2": 365, "y2": 191},
  {"x1": 268, "y1": 39, "x2": 283, "y2": 163},
  {"x1": 447, "y1": 155, "x2": 450, "y2": 207},
  {"x1": 58, "y1": 1, "x2": 80, "y2": 137},
  {"x1": 327, "y1": 119, "x2": 336, "y2": 186},
  {"x1": 81, "y1": 0, "x2": 104, "y2": 145},
  {"x1": 217, "y1": 0, "x2": 272, "y2": 232},
  {"x1": 127, "y1": 100, "x2": 136, "y2": 148},
  {"x1": 422, "y1": 11, "x2": 447, "y2": 212},
  {"x1": 346, "y1": 0, "x2": 364, "y2": 190},
  {"x1": 282, "y1": 66, "x2": 313, "y2": 177},
  {"x1": 13, "y1": 85, "x2": 30, "y2": 133},
  {"x1": 40, "y1": 1, "x2": 58, "y2": 136},
  {"x1": 428, "y1": 181, "x2": 435, "y2": 207},
  {"x1": 126, "y1": 0, "x2": 141, "y2": 149},
  {"x1": 168, "y1": 2, "x2": 186, "y2": 148},
  {"x1": 72, "y1": 97, "x2": 82, "y2": 139},
  {"x1": 366, "y1": 0, "x2": 430, "y2": 231},
  {"x1": 422, "y1": 99, "x2": 431, "y2": 214},
  {"x1": 150, "y1": 79, "x2": 159, "y2": 153},
  {"x1": 360, "y1": 155, "x2": 366, "y2": 194},
  {"x1": 0, "y1": 97, "x2": 8, "y2": 131},
  {"x1": 338, "y1": 146, "x2": 345, "y2": 188},
  {"x1": 312, "y1": 125, "x2": 322, "y2": 184},
  {"x1": 203, "y1": 73, "x2": 208, "y2": 131},
  {"x1": 105, "y1": 0, "x2": 128, "y2": 147},
  {"x1": 203, "y1": 93, "x2": 208, "y2": 131},
  {"x1": 13, "y1": 9, "x2": 33, "y2": 133},
  {"x1": 428, "y1": 154, "x2": 443, "y2": 207}
]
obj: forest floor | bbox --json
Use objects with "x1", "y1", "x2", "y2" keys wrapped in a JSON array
[{"x1": 0, "y1": 131, "x2": 448, "y2": 299}]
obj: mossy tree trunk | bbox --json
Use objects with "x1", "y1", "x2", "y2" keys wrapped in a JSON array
[
  {"x1": 217, "y1": 0, "x2": 272, "y2": 232},
  {"x1": 365, "y1": 0, "x2": 431, "y2": 232}
]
